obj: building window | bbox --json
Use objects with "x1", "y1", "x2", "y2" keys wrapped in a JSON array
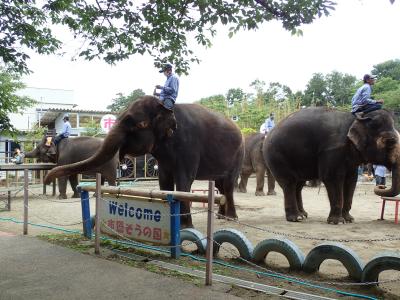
[
  {"x1": 69, "y1": 113, "x2": 78, "y2": 128},
  {"x1": 79, "y1": 115, "x2": 92, "y2": 128}
]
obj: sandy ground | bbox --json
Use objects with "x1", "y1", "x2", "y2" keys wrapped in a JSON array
[{"x1": 1, "y1": 177, "x2": 400, "y2": 298}]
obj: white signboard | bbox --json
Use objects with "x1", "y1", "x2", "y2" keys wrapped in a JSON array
[
  {"x1": 99, "y1": 194, "x2": 171, "y2": 245},
  {"x1": 100, "y1": 114, "x2": 117, "y2": 133}
]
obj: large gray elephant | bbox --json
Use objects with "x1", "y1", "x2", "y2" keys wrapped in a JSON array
[
  {"x1": 44, "y1": 96, "x2": 244, "y2": 228},
  {"x1": 264, "y1": 108, "x2": 400, "y2": 224},
  {"x1": 25, "y1": 136, "x2": 118, "y2": 199},
  {"x1": 237, "y1": 133, "x2": 276, "y2": 196}
]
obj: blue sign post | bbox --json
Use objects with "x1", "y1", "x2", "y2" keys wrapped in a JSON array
[
  {"x1": 78, "y1": 186, "x2": 92, "y2": 239},
  {"x1": 168, "y1": 194, "x2": 181, "y2": 259}
]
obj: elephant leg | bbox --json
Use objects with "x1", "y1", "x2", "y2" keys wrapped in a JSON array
[
  {"x1": 175, "y1": 176, "x2": 194, "y2": 229},
  {"x1": 238, "y1": 172, "x2": 250, "y2": 193},
  {"x1": 266, "y1": 167, "x2": 276, "y2": 196},
  {"x1": 342, "y1": 168, "x2": 358, "y2": 223},
  {"x1": 296, "y1": 181, "x2": 307, "y2": 218},
  {"x1": 216, "y1": 177, "x2": 238, "y2": 220},
  {"x1": 324, "y1": 179, "x2": 345, "y2": 225},
  {"x1": 58, "y1": 176, "x2": 68, "y2": 199},
  {"x1": 282, "y1": 182, "x2": 302, "y2": 222},
  {"x1": 254, "y1": 166, "x2": 265, "y2": 196},
  {"x1": 69, "y1": 175, "x2": 79, "y2": 198}
]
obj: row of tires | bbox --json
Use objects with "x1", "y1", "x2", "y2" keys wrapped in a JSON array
[{"x1": 180, "y1": 228, "x2": 400, "y2": 284}]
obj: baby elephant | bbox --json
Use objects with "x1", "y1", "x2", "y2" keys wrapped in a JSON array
[{"x1": 237, "y1": 133, "x2": 276, "y2": 196}]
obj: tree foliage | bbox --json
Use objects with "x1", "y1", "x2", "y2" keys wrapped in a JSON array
[
  {"x1": 107, "y1": 88, "x2": 145, "y2": 112},
  {"x1": 302, "y1": 71, "x2": 356, "y2": 107},
  {"x1": 198, "y1": 94, "x2": 227, "y2": 114},
  {"x1": 0, "y1": 67, "x2": 35, "y2": 135},
  {"x1": 1, "y1": 0, "x2": 337, "y2": 74},
  {"x1": 372, "y1": 59, "x2": 400, "y2": 81}
]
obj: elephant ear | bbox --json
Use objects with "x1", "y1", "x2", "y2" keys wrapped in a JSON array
[{"x1": 347, "y1": 114, "x2": 371, "y2": 152}]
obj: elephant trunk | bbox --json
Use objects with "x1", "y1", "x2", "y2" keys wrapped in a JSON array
[
  {"x1": 374, "y1": 163, "x2": 400, "y2": 197},
  {"x1": 44, "y1": 124, "x2": 124, "y2": 184},
  {"x1": 24, "y1": 149, "x2": 38, "y2": 158}
]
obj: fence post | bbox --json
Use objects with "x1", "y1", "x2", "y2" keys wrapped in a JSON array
[
  {"x1": 23, "y1": 169, "x2": 29, "y2": 235},
  {"x1": 95, "y1": 173, "x2": 101, "y2": 254},
  {"x1": 168, "y1": 194, "x2": 181, "y2": 259},
  {"x1": 205, "y1": 180, "x2": 215, "y2": 285},
  {"x1": 79, "y1": 186, "x2": 92, "y2": 239}
]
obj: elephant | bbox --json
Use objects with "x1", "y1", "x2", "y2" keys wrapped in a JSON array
[
  {"x1": 237, "y1": 133, "x2": 276, "y2": 196},
  {"x1": 44, "y1": 96, "x2": 244, "y2": 228},
  {"x1": 25, "y1": 136, "x2": 118, "y2": 199},
  {"x1": 263, "y1": 108, "x2": 400, "y2": 224}
]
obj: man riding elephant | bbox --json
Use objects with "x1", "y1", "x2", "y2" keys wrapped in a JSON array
[{"x1": 25, "y1": 134, "x2": 118, "y2": 199}]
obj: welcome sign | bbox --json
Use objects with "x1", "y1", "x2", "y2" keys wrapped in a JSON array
[{"x1": 99, "y1": 194, "x2": 171, "y2": 245}]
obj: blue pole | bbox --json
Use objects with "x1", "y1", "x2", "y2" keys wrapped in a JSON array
[
  {"x1": 79, "y1": 186, "x2": 92, "y2": 239},
  {"x1": 168, "y1": 194, "x2": 180, "y2": 259}
]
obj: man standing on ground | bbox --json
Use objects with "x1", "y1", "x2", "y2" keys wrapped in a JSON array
[{"x1": 154, "y1": 63, "x2": 179, "y2": 111}]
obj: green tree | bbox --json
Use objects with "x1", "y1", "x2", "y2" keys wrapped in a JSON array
[
  {"x1": 0, "y1": 67, "x2": 35, "y2": 135},
  {"x1": 226, "y1": 88, "x2": 247, "y2": 106},
  {"x1": 373, "y1": 77, "x2": 400, "y2": 111},
  {"x1": 303, "y1": 73, "x2": 328, "y2": 106},
  {"x1": 1, "y1": 0, "x2": 337, "y2": 74},
  {"x1": 325, "y1": 71, "x2": 357, "y2": 106},
  {"x1": 197, "y1": 94, "x2": 227, "y2": 114},
  {"x1": 107, "y1": 89, "x2": 145, "y2": 113},
  {"x1": 372, "y1": 59, "x2": 400, "y2": 81},
  {"x1": 264, "y1": 82, "x2": 293, "y2": 103}
]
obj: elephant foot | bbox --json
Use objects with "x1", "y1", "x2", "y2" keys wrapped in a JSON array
[
  {"x1": 299, "y1": 210, "x2": 308, "y2": 219},
  {"x1": 255, "y1": 191, "x2": 265, "y2": 196},
  {"x1": 286, "y1": 213, "x2": 305, "y2": 222},
  {"x1": 267, "y1": 190, "x2": 277, "y2": 196},
  {"x1": 71, "y1": 193, "x2": 80, "y2": 198},
  {"x1": 343, "y1": 212, "x2": 355, "y2": 223},
  {"x1": 58, "y1": 194, "x2": 68, "y2": 200},
  {"x1": 217, "y1": 212, "x2": 238, "y2": 221},
  {"x1": 327, "y1": 215, "x2": 345, "y2": 225},
  {"x1": 237, "y1": 188, "x2": 246, "y2": 193}
]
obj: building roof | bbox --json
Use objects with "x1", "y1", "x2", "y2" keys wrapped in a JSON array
[{"x1": 37, "y1": 107, "x2": 112, "y2": 126}]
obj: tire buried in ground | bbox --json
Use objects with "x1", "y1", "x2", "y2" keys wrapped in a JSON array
[
  {"x1": 303, "y1": 242, "x2": 364, "y2": 281},
  {"x1": 180, "y1": 228, "x2": 207, "y2": 255},
  {"x1": 252, "y1": 237, "x2": 305, "y2": 270},
  {"x1": 213, "y1": 228, "x2": 254, "y2": 261},
  {"x1": 362, "y1": 251, "x2": 400, "y2": 284}
]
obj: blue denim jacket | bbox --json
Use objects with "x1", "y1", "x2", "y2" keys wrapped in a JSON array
[
  {"x1": 160, "y1": 73, "x2": 179, "y2": 102},
  {"x1": 61, "y1": 121, "x2": 71, "y2": 137},
  {"x1": 351, "y1": 84, "x2": 376, "y2": 113}
]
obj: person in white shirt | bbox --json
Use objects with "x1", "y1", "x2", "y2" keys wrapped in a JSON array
[{"x1": 259, "y1": 122, "x2": 267, "y2": 134}]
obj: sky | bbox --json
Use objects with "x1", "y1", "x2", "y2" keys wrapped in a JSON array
[{"x1": 22, "y1": 0, "x2": 400, "y2": 110}]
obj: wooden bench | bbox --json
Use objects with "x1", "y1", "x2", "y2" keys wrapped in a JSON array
[{"x1": 380, "y1": 196, "x2": 400, "y2": 224}]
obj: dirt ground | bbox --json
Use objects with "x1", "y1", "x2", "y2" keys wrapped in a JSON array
[{"x1": 1, "y1": 176, "x2": 400, "y2": 299}]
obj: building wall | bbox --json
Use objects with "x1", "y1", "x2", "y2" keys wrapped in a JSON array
[{"x1": 9, "y1": 87, "x2": 75, "y2": 132}]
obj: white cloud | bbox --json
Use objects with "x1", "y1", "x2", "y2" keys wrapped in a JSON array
[{"x1": 22, "y1": 0, "x2": 400, "y2": 109}]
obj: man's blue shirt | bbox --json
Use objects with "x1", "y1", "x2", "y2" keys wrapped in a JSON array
[
  {"x1": 160, "y1": 73, "x2": 179, "y2": 102},
  {"x1": 265, "y1": 118, "x2": 275, "y2": 132},
  {"x1": 61, "y1": 121, "x2": 71, "y2": 137},
  {"x1": 351, "y1": 83, "x2": 376, "y2": 113}
]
